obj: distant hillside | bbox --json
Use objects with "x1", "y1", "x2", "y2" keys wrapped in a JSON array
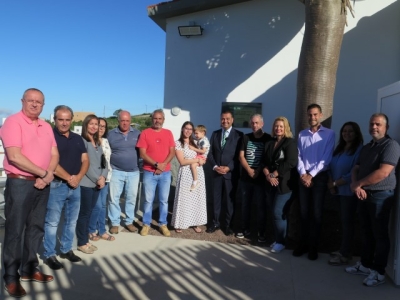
[{"x1": 105, "y1": 113, "x2": 152, "y2": 130}]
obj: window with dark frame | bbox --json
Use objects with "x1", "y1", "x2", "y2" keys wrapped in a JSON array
[{"x1": 221, "y1": 102, "x2": 262, "y2": 128}]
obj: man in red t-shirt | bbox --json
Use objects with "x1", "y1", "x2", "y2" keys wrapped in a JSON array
[{"x1": 136, "y1": 109, "x2": 175, "y2": 237}]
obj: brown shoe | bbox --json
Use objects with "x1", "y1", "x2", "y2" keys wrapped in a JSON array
[
  {"x1": 110, "y1": 226, "x2": 119, "y2": 234},
  {"x1": 21, "y1": 271, "x2": 54, "y2": 283},
  {"x1": 125, "y1": 224, "x2": 138, "y2": 232},
  {"x1": 89, "y1": 233, "x2": 100, "y2": 241},
  {"x1": 88, "y1": 243, "x2": 98, "y2": 251},
  {"x1": 77, "y1": 245, "x2": 94, "y2": 254},
  {"x1": 140, "y1": 225, "x2": 150, "y2": 236},
  {"x1": 5, "y1": 282, "x2": 27, "y2": 298},
  {"x1": 159, "y1": 224, "x2": 171, "y2": 237}
]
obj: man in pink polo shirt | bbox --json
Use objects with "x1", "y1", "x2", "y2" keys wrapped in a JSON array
[{"x1": 1, "y1": 88, "x2": 59, "y2": 298}]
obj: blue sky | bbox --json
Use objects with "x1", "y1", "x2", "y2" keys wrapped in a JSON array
[{"x1": 0, "y1": 0, "x2": 166, "y2": 121}]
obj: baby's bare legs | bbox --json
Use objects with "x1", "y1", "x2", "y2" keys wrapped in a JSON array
[{"x1": 190, "y1": 163, "x2": 199, "y2": 191}]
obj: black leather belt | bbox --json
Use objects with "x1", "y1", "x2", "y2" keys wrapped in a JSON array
[{"x1": 7, "y1": 173, "x2": 36, "y2": 181}]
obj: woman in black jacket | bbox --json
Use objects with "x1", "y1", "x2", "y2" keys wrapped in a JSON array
[{"x1": 263, "y1": 116, "x2": 298, "y2": 253}]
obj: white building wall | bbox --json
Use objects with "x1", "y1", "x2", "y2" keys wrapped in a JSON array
[{"x1": 161, "y1": 0, "x2": 400, "y2": 140}]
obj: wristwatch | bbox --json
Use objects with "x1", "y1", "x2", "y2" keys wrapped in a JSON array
[
  {"x1": 269, "y1": 173, "x2": 276, "y2": 178},
  {"x1": 154, "y1": 162, "x2": 158, "y2": 168}
]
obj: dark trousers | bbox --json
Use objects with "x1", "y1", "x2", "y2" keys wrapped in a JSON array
[
  {"x1": 239, "y1": 180, "x2": 266, "y2": 234},
  {"x1": 212, "y1": 175, "x2": 234, "y2": 228},
  {"x1": 338, "y1": 195, "x2": 359, "y2": 257},
  {"x1": 298, "y1": 171, "x2": 328, "y2": 248},
  {"x1": 2, "y1": 178, "x2": 50, "y2": 284},
  {"x1": 359, "y1": 189, "x2": 394, "y2": 275},
  {"x1": 76, "y1": 186, "x2": 100, "y2": 247}
]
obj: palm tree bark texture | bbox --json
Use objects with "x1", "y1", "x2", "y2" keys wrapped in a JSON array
[{"x1": 295, "y1": 0, "x2": 353, "y2": 134}]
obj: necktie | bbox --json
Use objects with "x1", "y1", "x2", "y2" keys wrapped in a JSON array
[{"x1": 222, "y1": 130, "x2": 227, "y2": 148}]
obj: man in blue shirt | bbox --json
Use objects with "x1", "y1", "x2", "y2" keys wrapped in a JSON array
[
  {"x1": 294, "y1": 103, "x2": 335, "y2": 260},
  {"x1": 108, "y1": 110, "x2": 140, "y2": 234},
  {"x1": 43, "y1": 105, "x2": 89, "y2": 270}
]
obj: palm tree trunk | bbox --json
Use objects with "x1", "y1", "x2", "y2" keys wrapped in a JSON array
[{"x1": 295, "y1": 0, "x2": 346, "y2": 134}]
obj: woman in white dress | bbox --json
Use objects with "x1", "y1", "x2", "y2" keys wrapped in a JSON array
[{"x1": 172, "y1": 121, "x2": 207, "y2": 233}]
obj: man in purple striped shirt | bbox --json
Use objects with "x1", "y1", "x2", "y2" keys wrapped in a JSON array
[{"x1": 293, "y1": 103, "x2": 335, "y2": 260}]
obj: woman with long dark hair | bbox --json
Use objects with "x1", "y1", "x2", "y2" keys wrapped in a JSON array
[
  {"x1": 328, "y1": 121, "x2": 363, "y2": 265},
  {"x1": 88, "y1": 118, "x2": 115, "y2": 241},
  {"x1": 76, "y1": 115, "x2": 108, "y2": 254},
  {"x1": 171, "y1": 121, "x2": 207, "y2": 233}
]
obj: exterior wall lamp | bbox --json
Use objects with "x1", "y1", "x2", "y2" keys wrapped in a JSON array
[{"x1": 178, "y1": 25, "x2": 203, "y2": 37}]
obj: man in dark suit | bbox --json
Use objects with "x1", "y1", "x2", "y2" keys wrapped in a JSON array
[{"x1": 206, "y1": 110, "x2": 243, "y2": 235}]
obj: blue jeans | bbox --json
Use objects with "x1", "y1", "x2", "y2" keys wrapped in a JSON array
[
  {"x1": 266, "y1": 189, "x2": 292, "y2": 244},
  {"x1": 89, "y1": 183, "x2": 108, "y2": 236},
  {"x1": 239, "y1": 180, "x2": 266, "y2": 234},
  {"x1": 108, "y1": 170, "x2": 140, "y2": 226},
  {"x1": 43, "y1": 181, "x2": 81, "y2": 258},
  {"x1": 337, "y1": 195, "x2": 358, "y2": 257},
  {"x1": 142, "y1": 170, "x2": 171, "y2": 226},
  {"x1": 76, "y1": 186, "x2": 100, "y2": 247},
  {"x1": 298, "y1": 171, "x2": 328, "y2": 248},
  {"x1": 359, "y1": 189, "x2": 394, "y2": 274}
]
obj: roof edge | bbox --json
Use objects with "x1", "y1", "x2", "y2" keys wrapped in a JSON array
[{"x1": 148, "y1": 0, "x2": 253, "y2": 30}]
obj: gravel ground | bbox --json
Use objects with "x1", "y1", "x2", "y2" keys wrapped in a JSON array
[{"x1": 125, "y1": 158, "x2": 362, "y2": 255}]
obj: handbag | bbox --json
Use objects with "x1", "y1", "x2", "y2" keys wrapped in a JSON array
[{"x1": 101, "y1": 154, "x2": 107, "y2": 169}]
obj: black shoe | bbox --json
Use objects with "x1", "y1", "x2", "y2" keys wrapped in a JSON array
[
  {"x1": 45, "y1": 256, "x2": 64, "y2": 270},
  {"x1": 236, "y1": 230, "x2": 251, "y2": 239},
  {"x1": 308, "y1": 247, "x2": 318, "y2": 261},
  {"x1": 60, "y1": 250, "x2": 82, "y2": 262},
  {"x1": 206, "y1": 225, "x2": 220, "y2": 233},
  {"x1": 257, "y1": 235, "x2": 267, "y2": 243},
  {"x1": 292, "y1": 244, "x2": 308, "y2": 257},
  {"x1": 224, "y1": 227, "x2": 234, "y2": 236}
]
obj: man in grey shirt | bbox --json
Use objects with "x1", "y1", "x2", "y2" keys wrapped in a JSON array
[
  {"x1": 346, "y1": 113, "x2": 400, "y2": 287},
  {"x1": 107, "y1": 110, "x2": 140, "y2": 234}
]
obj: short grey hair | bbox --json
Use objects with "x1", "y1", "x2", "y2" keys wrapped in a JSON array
[
  {"x1": 250, "y1": 113, "x2": 263, "y2": 123},
  {"x1": 54, "y1": 105, "x2": 74, "y2": 120},
  {"x1": 22, "y1": 88, "x2": 45, "y2": 102},
  {"x1": 370, "y1": 113, "x2": 389, "y2": 126},
  {"x1": 117, "y1": 110, "x2": 131, "y2": 121},
  {"x1": 152, "y1": 109, "x2": 165, "y2": 118}
]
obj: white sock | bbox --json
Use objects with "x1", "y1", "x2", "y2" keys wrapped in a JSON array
[{"x1": 192, "y1": 180, "x2": 197, "y2": 185}]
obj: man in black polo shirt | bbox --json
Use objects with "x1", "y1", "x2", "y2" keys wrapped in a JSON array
[
  {"x1": 346, "y1": 113, "x2": 400, "y2": 287},
  {"x1": 43, "y1": 105, "x2": 89, "y2": 270}
]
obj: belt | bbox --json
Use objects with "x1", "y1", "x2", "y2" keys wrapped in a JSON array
[
  {"x1": 7, "y1": 173, "x2": 37, "y2": 181},
  {"x1": 366, "y1": 190, "x2": 389, "y2": 194},
  {"x1": 53, "y1": 178, "x2": 68, "y2": 183}
]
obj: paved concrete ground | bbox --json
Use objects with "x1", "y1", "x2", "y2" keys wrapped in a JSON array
[{"x1": 1, "y1": 227, "x2": 399, "y2": 300}]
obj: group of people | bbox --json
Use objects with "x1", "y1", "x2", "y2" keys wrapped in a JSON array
[
  {"x1": 1, "y1": 89, "x2": 399, "y2": 297},
  {"x1": 0, "y1": 88, "x2": 177, "y2": 298},
  {"x1": 182, "y1": 103, "x2": 399, "y2": 288}
]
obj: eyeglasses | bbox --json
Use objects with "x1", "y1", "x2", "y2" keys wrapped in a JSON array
[
  {"x1": 24, "y1": 99, "x2": 44, "y2": 106},
  {"x1": 184, "y1": 127, "x2": 193, "y2": 131}
]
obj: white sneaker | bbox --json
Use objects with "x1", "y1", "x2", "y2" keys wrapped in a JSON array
[
  {"x1": 345, "y1": 261, "x2": 371, "y2": 276},
  {"x1": 363, "y1": 270, "x2": 385, "y2": 287},
  {"x1": 271, "y1": 243, "x2": 285, "y2": 253}
]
